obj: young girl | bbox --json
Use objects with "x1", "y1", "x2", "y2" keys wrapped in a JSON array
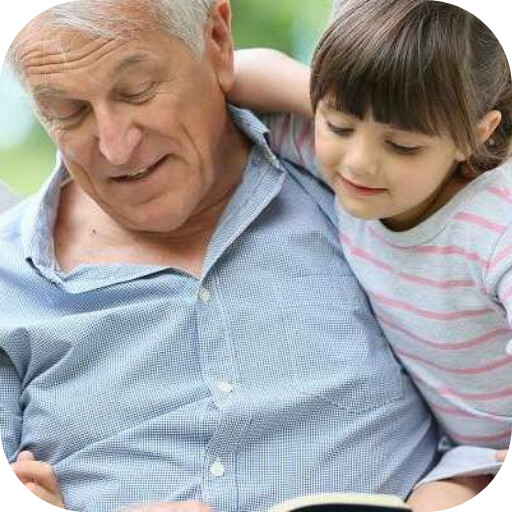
[{"x1": 232, "y1": 0, "x2": 512, "y2": 510}]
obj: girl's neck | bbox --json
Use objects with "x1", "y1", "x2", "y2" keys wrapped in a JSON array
[{"x1": 382, "y1": 172, "x2": 470, "y2": 232}]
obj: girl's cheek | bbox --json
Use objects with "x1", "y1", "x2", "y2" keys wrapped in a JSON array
[{"x1": 316, "y1": 142, "x2": 342, "y2": 173}]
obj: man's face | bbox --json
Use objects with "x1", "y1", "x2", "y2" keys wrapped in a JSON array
[{"x1": 20, "y1": 6, "x2": 236, "y2": 234}]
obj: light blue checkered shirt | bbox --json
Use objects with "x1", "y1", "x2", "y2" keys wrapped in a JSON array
[{"x1": 0, "y1": 108, "x2": 438, "y2": 512}]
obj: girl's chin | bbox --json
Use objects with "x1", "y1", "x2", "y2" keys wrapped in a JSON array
[{"x1": 337, "y1": 200, "x2": 384, "y2": 221}]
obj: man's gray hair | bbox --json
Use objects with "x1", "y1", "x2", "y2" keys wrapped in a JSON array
[
  {"x1": 7, "y1": 0, "x2": 218, "y2": 76},
  {"x1": 330, "y1": 0, "x2": 345, "y2": 19}
]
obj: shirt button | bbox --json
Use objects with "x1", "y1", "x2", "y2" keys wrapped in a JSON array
[
  {"x1": 210, "y1": 458, "x2": 225, "y2": 477},
  {"x1": 217, "y1": 381, "x2": 233, "y2": 394},
  {"x1": 198, "y1": 287, "x2": 211, "y2": 303}
]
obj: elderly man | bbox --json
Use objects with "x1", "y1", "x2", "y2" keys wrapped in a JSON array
[{"x1": 1, "y1": 1, "x2": 439, "y2": 511}]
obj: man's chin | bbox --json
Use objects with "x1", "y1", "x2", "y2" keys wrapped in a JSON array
[
  {"x1": 113, "y1": 212, "x2": 190, "y2": 237},
  {"x1": 94, "y1": 195, "x2": 188, "y2": 234}
]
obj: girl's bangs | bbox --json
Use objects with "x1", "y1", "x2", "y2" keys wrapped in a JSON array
[{"x1": 320, "y1": 55, "x2": 448, "y2": 137}]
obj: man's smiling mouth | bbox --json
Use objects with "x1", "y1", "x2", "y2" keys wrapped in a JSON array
[{"x1": 112, "y1": 156, "x2": 168, "y2": 182}]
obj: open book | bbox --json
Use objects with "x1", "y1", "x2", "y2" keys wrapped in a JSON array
[{"x1": 268, "y1": 493, "x2": 411, "y2": 512}]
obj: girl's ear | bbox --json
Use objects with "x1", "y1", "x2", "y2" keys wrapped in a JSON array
[
  {"x1": 454, "y1": 149, "x2": 467, "y2": 162},
  {"x1": 476, "y1": 110, "x2": 502, "y2": 144},
  {"x1": 455, "y1": 110, "x2": 503, "y2": 162}
]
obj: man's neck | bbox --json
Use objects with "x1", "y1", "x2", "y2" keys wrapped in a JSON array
[{"x1": 55, "y1": 119, "x2": 251, "y2": 276}]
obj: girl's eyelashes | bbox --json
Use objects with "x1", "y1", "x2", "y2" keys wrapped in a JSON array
[
  {"x1": 325, "y1": 120, "x2": 423, "y2": 156},
  {"x1": 386, "y1": 141, "x2": 422, "y2": 155},
  {"x1": 325, "y1": 121, "x2": 353, "y2": 136}
]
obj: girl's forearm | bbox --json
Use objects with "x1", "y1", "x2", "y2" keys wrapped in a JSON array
[
  {"x1": 407, "y1": 475, "x2": 492, "y2": 512},
  {"x1": 231, "y1": 48, "x2": 312, "y2": 118}
]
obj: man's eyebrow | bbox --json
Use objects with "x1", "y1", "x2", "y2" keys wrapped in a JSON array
[
  {"x1": 112, "y1": 54, "x2": 153, "y2": 76},
  {"x1": 32, "y1": 85, "x2": 69, "y2": 98}
]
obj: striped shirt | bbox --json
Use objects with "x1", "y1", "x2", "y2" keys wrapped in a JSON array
[
  {"x1": 0, "y1": 108, "x2": 438, "y2": 512},
  {"x1": 267, "y1": 113, "x2": 512, "y2": 450}
]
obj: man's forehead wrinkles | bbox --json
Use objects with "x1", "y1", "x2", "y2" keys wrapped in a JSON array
[
  {"x1": 21, "y1": 35, "x2": 110, "y2": 65},
  {"x1": 21, "y1": 37, "x2": 128, "y2": 77},
  {"x1": 29, "y1": 54, "x2": 154, "y2": 97}
]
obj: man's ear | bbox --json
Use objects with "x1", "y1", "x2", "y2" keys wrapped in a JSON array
[
  {"x1": 204, "y1": 0, "x2": 234, "y2": 93},
  {"x1": 476, "y1": 110, "x2": 502, "y2": 144}
]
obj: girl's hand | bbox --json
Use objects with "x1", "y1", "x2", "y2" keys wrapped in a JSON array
[{"x1": 10, "y1": 450, "x2": 65, "y2": 508}]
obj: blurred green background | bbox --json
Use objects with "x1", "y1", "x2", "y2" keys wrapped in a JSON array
[{"x1": 0, "y1": 0, "x2": 331, "y2": 197}]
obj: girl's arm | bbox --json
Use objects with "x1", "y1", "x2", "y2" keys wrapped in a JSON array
[
  {"x1": 407, "y1": 476, "x2": 492, "y2": 512},
  {"x1": 230, "y1": 48, "x2": 312, "y2": 118},
  {"x1": 231, "y1": 49, "x2": 325, "y2": 183}
]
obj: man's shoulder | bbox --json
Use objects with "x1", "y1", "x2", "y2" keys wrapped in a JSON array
[
  {"x1": 0, "y1": 182, "x2": 19, "y2": 213},
  {"x1": 0, "y1": 197, "x2": 30, "y2": 245},
  {"x1": 280, "y1": 159, "x2": 337, "y2": 227}
]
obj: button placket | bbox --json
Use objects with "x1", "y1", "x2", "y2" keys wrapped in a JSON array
[
  {"x1": 210, "y1": 458, "x2": 225, "y2": 478},
  {"x1": 198, "y1": 287, "x2": 211, "y2": 303},
  {"x1": 217, "y1": 380, "x2": 234, "y2": 394}
]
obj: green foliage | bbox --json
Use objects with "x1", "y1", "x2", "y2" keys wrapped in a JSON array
[
  {"x1": 0, "y1": 123, "x2": 56, "y2": 196},
  {"x1": 232, "y1": 0, "x2": 330, "y2": 59}
]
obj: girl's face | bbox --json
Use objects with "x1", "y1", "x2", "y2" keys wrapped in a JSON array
[{"x1": 315, "y1": 100, "x2": 467, "y2": 231}]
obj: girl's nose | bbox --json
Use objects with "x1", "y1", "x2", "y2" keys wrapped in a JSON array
[{"x1": 343, "y1": 136, "x2": 379, "y2": 176}]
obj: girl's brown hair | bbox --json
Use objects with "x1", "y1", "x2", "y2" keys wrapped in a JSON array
[{"x1": 311, "y1": 0, "x2": 512, "y2": 176}]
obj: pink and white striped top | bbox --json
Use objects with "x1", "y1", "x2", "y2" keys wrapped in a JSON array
[{"x1": 267, "y1": 113, "x2": 512, "y2": 449}]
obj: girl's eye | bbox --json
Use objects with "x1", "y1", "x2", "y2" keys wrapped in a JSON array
[
  {"x1": 387, "y1": 141, "x2": 421, "y2": 155},
  {"x1": 326, "y1": 121, "x2": 353, "y2": 136}
]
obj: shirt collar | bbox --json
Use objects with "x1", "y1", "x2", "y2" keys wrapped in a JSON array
[
  {"x1": 19, "y1": 107, "x2": 284, "y2": 281},
  {"x1": 21, "y1": 153, "x2": 67, "y2": 282},
  {"x1": 228, "y1": 105, "x2": 279, "y2": 165}
]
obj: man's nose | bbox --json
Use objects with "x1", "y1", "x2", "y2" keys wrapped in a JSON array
[{"x1": 95, "y1": 107, "x2": 143, "y2": 166}]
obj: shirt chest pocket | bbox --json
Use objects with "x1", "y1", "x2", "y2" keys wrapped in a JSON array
[{"x1": 277, "y1": 273, "x2": 405, "y2": 412}]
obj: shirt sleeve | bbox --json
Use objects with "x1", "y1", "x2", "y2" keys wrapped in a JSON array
[
  {"x1": 0, "y1": 349, "x2": 22, "y2": 461},
  {"x1": 262, "y1": 113, "x2": 325, "y2": 181},
  {"x1": 417, "y1": 225, "x2": 512, "y2": 486},
  {"x1": 485, "y1": 223, "x2": 512, "y2": 330}
]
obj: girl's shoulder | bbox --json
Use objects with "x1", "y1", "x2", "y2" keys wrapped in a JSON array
[
  {"x1": 457, "y1": 161, "x2": 512, "y2": 226},
  {"x1": 435, "y1": 161, "x2": 512, "y2": 268}
]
